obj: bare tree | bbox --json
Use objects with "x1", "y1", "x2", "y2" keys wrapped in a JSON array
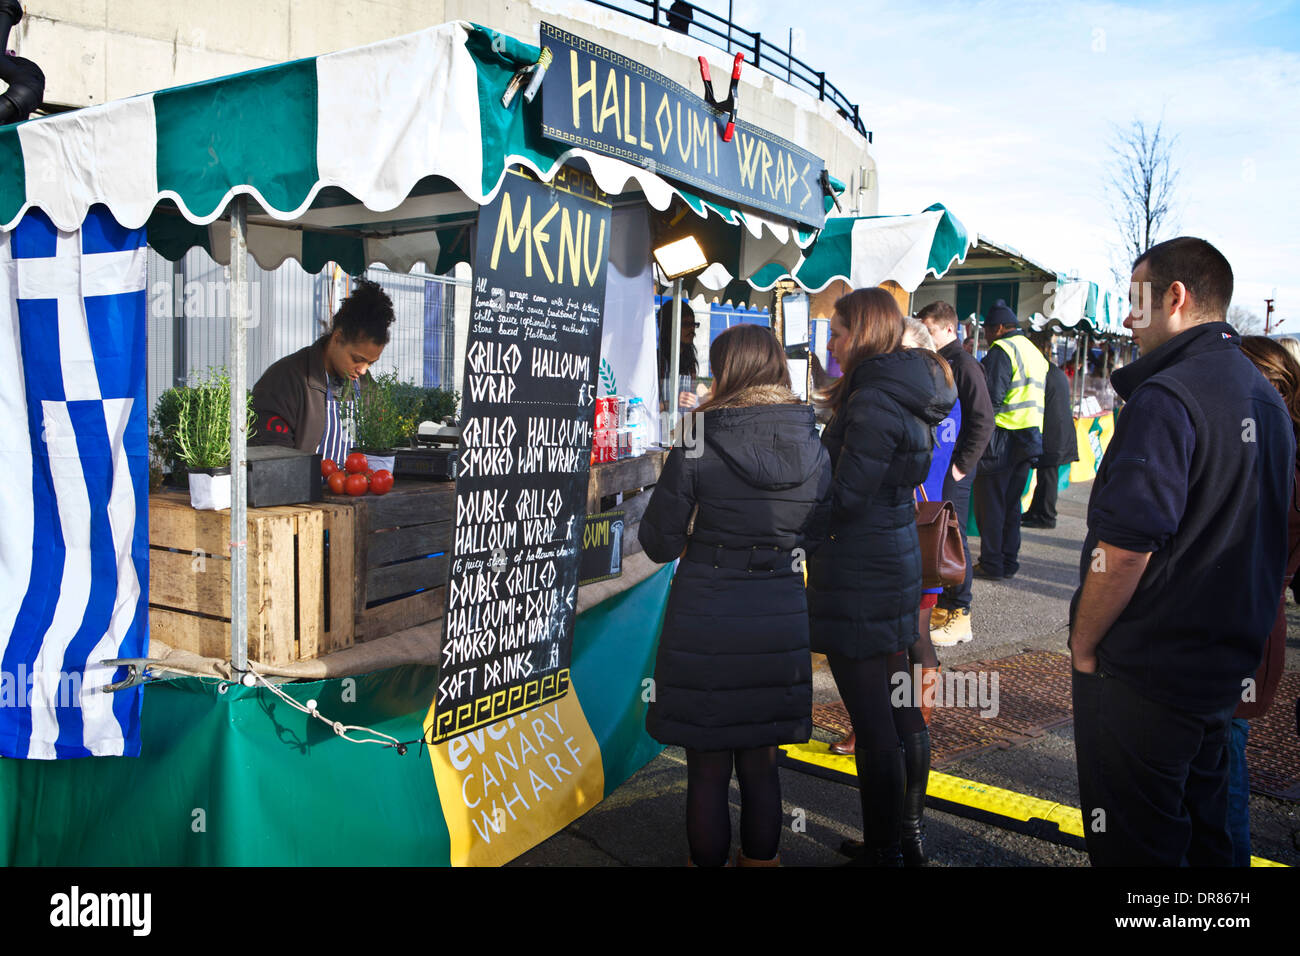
[
  {"x1": 1107, "y1": 118, "x2": 1180, "y2": 282},
  {"x1": 1228, "y1": 305, "x2": 1265, "y2": 336}
]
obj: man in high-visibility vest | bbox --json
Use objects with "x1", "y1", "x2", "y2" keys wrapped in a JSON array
[{"x1": 972, "y1": 300, "x2": 1048, "y2": 580}]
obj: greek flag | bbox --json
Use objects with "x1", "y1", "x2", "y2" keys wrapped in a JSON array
[{"x1": 0, "y1": 205, "x2": 149, "y2": 758}]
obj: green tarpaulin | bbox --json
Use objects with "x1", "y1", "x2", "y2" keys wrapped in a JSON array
[{"x1": 0, "y1": 564, "x2": 673, "y2": 866}]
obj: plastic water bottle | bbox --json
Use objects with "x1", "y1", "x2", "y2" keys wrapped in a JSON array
[{"x1": 627, "y1": 397, "x2": 649, "y2": 456}]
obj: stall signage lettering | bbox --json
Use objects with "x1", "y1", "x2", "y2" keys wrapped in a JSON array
[
  {"x1": 429, "y1": 166, "x2": 611, "y2": 744},
  {"x1": 578, "y1": 510, "x2": 624, "y2": 586},
  {"x1": 539, "y1": 22, "x2": 827, "y2": 230}
]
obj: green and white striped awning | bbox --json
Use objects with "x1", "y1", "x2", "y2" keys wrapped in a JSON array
[
  {"x1": 687, "y1": 202, "x2": 973, "y2": 305},
  {"x1": 0, "y1": 21, "x2": 817, "y2": 277},
  {"x1": 1029, "y1": 280, "x2": 1131, "y2": 338}
]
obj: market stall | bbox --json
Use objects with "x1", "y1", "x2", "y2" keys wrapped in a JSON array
[{"x1": 0, "y1": 19, "x2": 833, "y2": 864}]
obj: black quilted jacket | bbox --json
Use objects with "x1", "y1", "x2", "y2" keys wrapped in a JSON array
[
  {"x1": 808, "y1": 349, "x2": 957, "y2": 658},
  {"x1": 638, "y1": 387, "x2": 832, "y2": 750}
]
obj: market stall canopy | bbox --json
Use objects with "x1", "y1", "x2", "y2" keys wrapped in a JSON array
[
  {"x1": 0, "y1": 21, "x2": 816, "y2": 277},
  {"x1": 938, "y1": 234, "x2": 1129, "y2": 339},
  {"x1": 1094, "y1": 289, "x2": 1132, "y2": 338},
  {"x1": 1028, "y1": 279, "x2": 1132, "y2": 338},
  {"x1": 683, "y1": 202, "x2": 971, "y2": 306}
]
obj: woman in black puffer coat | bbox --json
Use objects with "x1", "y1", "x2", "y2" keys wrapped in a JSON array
[
  {"x1": 639, "y1": 324, "x2": 832, "y2": 867},
  {"x1": 807, "y1": 288, "x2": 957, "y2": 866}
]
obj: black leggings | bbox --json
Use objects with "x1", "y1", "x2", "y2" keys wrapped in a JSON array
[
  {"x1": 684, "y1": 746, "x2": 781, "y2": 866},
  {"x1": 827, "y1": 652, "x2": 925, "y2": 850},
  {"x1": 827, "y1": 652, "x2": 925, "y2": 752}
]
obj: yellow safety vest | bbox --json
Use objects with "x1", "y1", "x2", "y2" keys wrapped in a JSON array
[{"x1": 990, "y1": 334, "x2": 1048, "y2": 431}]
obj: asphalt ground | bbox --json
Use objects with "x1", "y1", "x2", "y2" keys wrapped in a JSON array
[{"x1": 514, "y1": 480, "x2": 1300, "y2": 868}]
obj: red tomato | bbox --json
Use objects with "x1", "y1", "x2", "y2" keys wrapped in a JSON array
[
  {"x1": 327, "y1": 470, "x2": 347, "y2": 495},
  {"x1": 344, "y1": 473, "x2": 369, "y2": 497},
  {"x1": 344, "y1": 452, "x2": 369, "y2": 474},
  {"x1": 364, "y1": 469, "x2": 375, "y2": 480},
  {"x1": 321, "y1": 458, "x2": 338, "y2": 478},
  {"x1": 370, "y1": 469, "x2": 394, "y2": 495}
]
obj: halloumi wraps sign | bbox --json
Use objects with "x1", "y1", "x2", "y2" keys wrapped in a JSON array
[{"x1": 539, "y1": 22, "x2": 827, "y2": 230}]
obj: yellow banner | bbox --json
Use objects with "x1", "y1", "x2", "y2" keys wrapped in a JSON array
[
  {"x1": 1068, "y1": 413, "x2": 1117, "y2": 484},
  {"x1": 427, "y1": 690, "x2": 605, "y2": 867}
]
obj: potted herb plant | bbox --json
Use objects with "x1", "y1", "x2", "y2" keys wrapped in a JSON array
[
  {"x1": 344, "y1": 371, "x2": 421, "y2": 472},
  {"x1": 170, "y1": 371, "x2": 255, "y2": 510}
]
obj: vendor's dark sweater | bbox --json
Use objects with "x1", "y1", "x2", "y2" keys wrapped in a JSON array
[
  {"x1": 1070, "y1": 322, "x2": 1294, "y2": 713},
  {"x1": 939, "y1": 338, "x2": 995, "y2": 476}
]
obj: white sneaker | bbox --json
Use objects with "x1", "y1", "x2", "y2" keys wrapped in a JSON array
[{"x1": 930, "y1": 607, "x2": 972, "y2": 646}]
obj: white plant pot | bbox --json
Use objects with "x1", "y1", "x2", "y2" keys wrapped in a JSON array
[
  {"x1": 189, "y1": 470, "x2": 231, "y2": 511},
  {"x1": 364, "y1": 454, "x2": 396, "y2": 473}
]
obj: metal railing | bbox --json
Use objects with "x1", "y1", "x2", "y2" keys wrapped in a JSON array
[{"x1": 581, "y1": 0, "x2": 870, "y2": 141}]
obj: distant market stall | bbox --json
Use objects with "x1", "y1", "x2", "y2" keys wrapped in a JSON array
[{"x1": 0, "y1": 19, "x2": 836, "y2": 864}]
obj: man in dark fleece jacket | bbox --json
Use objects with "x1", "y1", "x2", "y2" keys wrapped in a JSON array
[
  {"x1": 919, "y1": 301, "x2": 994, "y2": 645},
  {"x1": 1070, "y1": 237, "x2": 1294, "y2": 867}
]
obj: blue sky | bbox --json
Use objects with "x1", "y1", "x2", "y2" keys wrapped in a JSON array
[{"x1": 702, "y1": 0, "x2": 1299, "y2": 328}]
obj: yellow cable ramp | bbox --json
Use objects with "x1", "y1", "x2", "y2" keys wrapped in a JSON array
[{"x1": 778, "y1": 741, "x2": 1286, "y2": 867}]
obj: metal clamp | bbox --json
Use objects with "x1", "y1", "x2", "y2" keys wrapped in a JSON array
[
  {"x1": 99, "y1": 658, "x2": 167, "y2": 694},
  {"x1": 820, "y1": 169, "x2": 843, "y2": 213},
  {"x1": 698, "y1": 52, "x2": 744, "y2": 141},
  {"x1": 502, "y1": 47, "x2": 552, "y2": 109}
]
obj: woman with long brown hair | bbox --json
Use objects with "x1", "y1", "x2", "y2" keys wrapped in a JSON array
[
  {"x1": 807, "y1": 288, "x2": 956, "y2": 866},
  {"x1": 639, "y1": 323, "x2": 831, "y2": 866},
  {"x1": 1230, "y1": 336, "x2": 1300, "y2": 865}
]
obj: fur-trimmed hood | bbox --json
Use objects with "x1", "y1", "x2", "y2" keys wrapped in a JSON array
[
  {"x1": 698, "y1": 385, "x2": 824, "y2": 491},
  {"x1": 702, "y1": 383, "x2": 802, "y2": 410}
]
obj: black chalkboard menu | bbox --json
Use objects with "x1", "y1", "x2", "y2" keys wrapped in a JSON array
[{"x1": 429, "y1": 166, "x2": 611, "y2": 743}]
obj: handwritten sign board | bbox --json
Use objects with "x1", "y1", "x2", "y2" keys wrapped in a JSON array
[
  {"x1": 430, "y1": 166, "x2": 611, "y2": 744},
  {"x1": 578, "y1": 509, "x2": 624, "y2": 586},
  {"x1": 539, "y1": 22, "x2": 827, "y2": 230}
]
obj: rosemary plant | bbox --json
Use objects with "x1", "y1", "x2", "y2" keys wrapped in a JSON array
[{"x1": 171, "y1": 371, "x2": 256, "y2": 471}]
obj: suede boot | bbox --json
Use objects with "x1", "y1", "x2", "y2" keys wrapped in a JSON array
[{"x1": 901, "y1": 727, "x2": 931, "y2": 866}]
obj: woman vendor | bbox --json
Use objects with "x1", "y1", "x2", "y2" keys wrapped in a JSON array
[{"x1": 250, "y1": 278, "x2": 395, "y2": 465}]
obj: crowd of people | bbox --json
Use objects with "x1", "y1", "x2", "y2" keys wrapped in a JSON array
[{"x1": 638, "y1": 236, "x2": 1299, "y2": 867}]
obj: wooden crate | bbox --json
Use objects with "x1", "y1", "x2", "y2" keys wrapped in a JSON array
[
  {"x1": 586, "y1": 450, "x2": 667, "y2": 514},
  {"x1": 148, "y1": 491, "x2": 355, "y2": 665},
  {"x1": 324, "y1": 481, "x2": 455, "y2": 642}
]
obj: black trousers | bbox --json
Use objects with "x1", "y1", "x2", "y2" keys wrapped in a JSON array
[
  {"x1": 938, "y1": 468, "x2": 974, "y2": 611},
  {"x1": 972, "y1": 460, "x2": 1031, "y2": 577},
  {"x1": 1072, "y1": 669, "x2": 1234, "y2": 866},
  {"x1": 1025, "y1": 463, "x2": 1060, "y2": 524}
]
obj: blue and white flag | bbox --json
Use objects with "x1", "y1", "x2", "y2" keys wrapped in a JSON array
[{"x1": 0, "y1": 205, "x2": 149, "y2": 759}]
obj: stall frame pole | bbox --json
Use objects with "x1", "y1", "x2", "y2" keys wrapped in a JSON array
[
  {"x1": 1080, "y1": 331, "x2": 1091, "y2": 412},
  {"x1": 667, "y1": 278, "x2": 683, "y2": 435},
  {"x1": 1074, "y1": 332, "x2": 1082, "y2": 411},
  {"x1": 229, "y1": 196, "x2": 249, "y2": 676}
]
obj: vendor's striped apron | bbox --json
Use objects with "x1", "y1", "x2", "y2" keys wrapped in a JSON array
[{"x1": 318, "y1": 377, "x2": 361, "y2": 467}]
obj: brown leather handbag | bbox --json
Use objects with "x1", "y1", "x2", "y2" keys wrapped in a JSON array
[{"x1": 915, "y1": 486, "x2": 967, "y2": 588}]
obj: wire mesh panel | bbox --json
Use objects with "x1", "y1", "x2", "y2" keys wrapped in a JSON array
[
  {"x1": 145, "y1": 251, "x2": 177, "y2": 420},
  {"x1": 145, "y1": 250, "x2": 467, "y2": 422}
]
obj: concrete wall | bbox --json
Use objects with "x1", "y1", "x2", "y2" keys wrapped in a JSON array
[{"x1": 15, "y1": 0, "x2": 876, "y2": 213}]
